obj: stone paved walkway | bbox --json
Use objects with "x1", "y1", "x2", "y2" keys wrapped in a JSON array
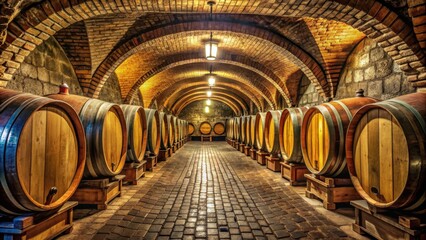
[{"x1": 59, "y1": 142, "x2": 364, "y2": 240}]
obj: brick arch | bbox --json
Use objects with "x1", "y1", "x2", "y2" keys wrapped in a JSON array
[
  {"x1": 138, "y1": 63, "x2": 276, "y2": 109},
  {"x1": 170, "y1": 89, "x2": 248, "y2": 114},
  {"x1": 1, "y1": 0, "x2": 424, "y2": 89},
  {"x1": 175, "y1": 95, "x2": 243, "y2": 116},
  {"x1": 123, "y1": 52, "x2": 292, "y2": 105},
  {"x1": 155, "y1": 80, "x2": 262, "y2": 111}
]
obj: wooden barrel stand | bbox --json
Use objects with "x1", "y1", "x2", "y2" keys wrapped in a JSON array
[
  {"x1": 201, "y1": 135, "x2": 212, "y2": 142},
  {"x1": 0, "y1": 202, "x2": 78, "y2": 240},
  {"x1": 145, "y1": 155, "x2": 158, "y2": 171},
  {"x1": 121, "y1": 161, "x2": 147, "y2": 185},
  {"x1": 265, "y1": 156, "x2": 281, "y2": 172},
  {"x1": 304, "y1": 174, "x2": 361, "y2": 210},
  {"x1": 280, "y1": 162, "x2": 309, "y2": 186},
  {"x1": 244, "y1": 146, "x2": 251, "y2": 156},
  {"x1": 158, "y1": 148, "x2": 170, "y2": 161},
  {"x1": 239, "y1": 143, "x2": 245, "y2": 153},
  {"x1": 256, "y1": 151, "x2": 269, "y2": 165},
  {"x1": 250, "y1": 148, "x2": 257, "y2": 160},
  {"x1": 351, "y1": 200, "x2": 426, "y2": 240},
  {"x1": 70, "y1": 175, "x2": 125, "y2": 210}
]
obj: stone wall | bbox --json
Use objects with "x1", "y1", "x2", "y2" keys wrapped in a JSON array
[
  {"x1": 7, "y1": 37, "x2": 82, "y2": 96},
  {"x1": 179, "y1": 100, "x2": 234, "y2": 136},
  {"x1": 336, "y1": 38, "x2": 414, "y2": 100},
  {"x1": 298, "y1": 37, "x2": 415, "y2": 107},
  {"x1": 98, "y1": 73, "x2": 122, "y2": 104}
]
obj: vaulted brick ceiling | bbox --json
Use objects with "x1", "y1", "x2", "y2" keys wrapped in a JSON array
[{"x1": 2, "y1": 0, "x2": 424, "y2": 115}]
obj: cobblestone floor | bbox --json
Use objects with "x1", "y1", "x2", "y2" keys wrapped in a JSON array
[{"x1": 59, "y1": 142, "x2": 368, "y2": 240}]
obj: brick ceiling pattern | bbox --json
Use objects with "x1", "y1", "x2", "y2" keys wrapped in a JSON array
[{"x1": 0, "y1": 0, "x2": 425, "y2": 114}]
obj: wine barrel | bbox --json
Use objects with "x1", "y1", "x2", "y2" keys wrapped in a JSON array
[
  {"x1": 226, "y1": 118, "x2": 234, "y2": 140},
  {"x1": 249, "y1": 115, "x2": 257, "y2": 149},
  {"x1": 213, "y1": 122, "x2": 225, "y2": 135},
  {"x1": 167, "y1": 115, "x2": 175, "y2": 148},
  {"x1": 233, "y1": 117, "x2": 241, "y2": 141},
  {"x1": 48, "y1": 87, "x2": 127, "y2": 179},
  {"x1": 188, "y1": 123, "x2": 195, "y2": 135},
  {"x1": 240, "y1": 116, "x2": 248, "y2": 144},
  {"x1": 244, "y1": 115, "x2": 253, "y2": 147},
  {"x1": 301, "y1": 90, "x2": 379, "y2": 177},
  {"x1": 0, "y1": 89, "x2": 86, "y2": 215},
  {"x1": 145, "y1": 109, "x2": 161, "y2": 156},
  {"x1": 120, "y1": 104, "x2": 148, "y2": 163},
  {"x1": 279, "y1": 107, "x2": 308, "y2": 163},
  {"x1": 264, "y1": 110, "x2": 282, "y2": 157},
  {"x1": 255, "y1": 112, "x2": 267, "y2": 152},
  {"x1": 346, "y1": 92, "x2": 426, "y2": 212},
  {"x1": 158, "y1": 112, "x2": 169, "y2": 150},
  {"x1": 200, "y1": 121, "x2": 212, "y2": 135}
]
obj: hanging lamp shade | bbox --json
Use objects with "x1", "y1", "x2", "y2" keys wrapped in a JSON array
[
  {"x1": 207, "y1": 90, "x2": 212, "y2": 97},
  {"x1": 206, "y1": 99, "x2": 211, "y2": 105},
  {"x1": 208, "y1": 76, "x2": 216, "y2": 86},
  {"x1": 205, "y1": 39, "x2": 218, "y2": 60}
]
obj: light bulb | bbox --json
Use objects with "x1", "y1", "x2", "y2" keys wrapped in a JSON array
[
  {"x1": 206, "y1": 99, "x2": 211, "y2": 105},
  {"x1": 207, "y1": 90, "x2": 212, "y2": 97},
  {"x1": 208, "y1": 76, "x2": 215, "y2": 86},
  {"x1": 205, "y1": 106, "x2": 210, "y2": 113}
]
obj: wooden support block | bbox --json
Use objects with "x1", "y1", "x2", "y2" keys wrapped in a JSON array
[
  {"x1": 201, "y1": 135, "x2": 212, "y2": 142},
  {"x1": 266, "y1": 156, "x2": 281, "y2": 172},
  {"x1": 351, "y1": 200, "x2": 426, "y2": 240},
  {"x1": 234, "y1": 141, "x2": 240, "y2": 150},
  {"x1": 172, "y1": 143, "x2": 178, "y2": 153},
  {"x1": 280, "y1": 162, "x2": 309, "y2": 186},
  {"x1": 304, "y1": 174, "x2": 361, "y2": 210},
  {"x1": 256, "y1": 151, "x2": 269, "y2": 165},
  {"x1": 0, "y1": 202, "x2": 78, "y2": 240},
  {"x1": 244, "y1": 146, "x2": 251, "y2": 156},
  {"x1": 167, "y1": 148, "x2": 172, "y2": 157},
  {"x1": 239, "y1": 143, "x2": 245, "y2": 153},
  {"x1": 121, "y1": 161, "x2": 146, "y2": 185},
  {"x1": 250, "y1": 148, "x2": 257, "y2": 160},
  {"x1": 70, "y1": 175, "x2": 125, "y2": 210},
  {"x1": 158, "y1": 149, "x2": 169, "y2": 161},
  {"x1": 145, "y1": 155, "x2": 157, "y2": 171}
]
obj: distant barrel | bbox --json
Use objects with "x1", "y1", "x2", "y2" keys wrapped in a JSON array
[
  {"x1": 120, "y1": 104, "x2": 147, "y2": 163},
  {"x1": 249, "y1": 115, "x2": 257, "y2": 149},
  {"x1": 200, "y1": 121, "x2": 212, "y2": 135},
  {"x1": 233, "y1": 117, "x2": 241, "y2": 141},
  {"x1": 167, "y1": 115, "x2": 175, "y2": 147},
  {"x1": 264, "y1": 110, "x2": 282, "y2": 157},
  {"x1": 159, "y1": 112, "x2": 169, "y2": 150},
  {"x1": 279, "y1": 107, "x2": 308, "y2": 163},
  {"x1": 145, "y1": 109, "x2": 161, "y2": 156},
  {"x1": 188, "y1": 123, "x2": 195, "y2": 135},
  {"x1": 48, "y1": 86, "x2": 127, "y2": 178},
  {"x1": 255, "y1": 112, "x2": 267, "y2": 152},
  {"x1": 213, "y1": 122, "x2": 225, "y2": 135},
  {"x1": 0, "y1": 89, "x2": 86, "y2": 215}
]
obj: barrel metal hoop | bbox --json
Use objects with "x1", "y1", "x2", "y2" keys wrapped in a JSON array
[
  {"x1": 388, "y1": 99, "x2": 426, "y2": 136},
  {"x1": 331, "y1": 101, "x2": 353, "y2": 176}
]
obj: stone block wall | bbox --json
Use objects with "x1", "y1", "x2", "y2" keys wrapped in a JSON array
[
  {"x1": 98, "y1": 72, "x2": 123, "y2": 104},
  {"x1": 298, "y1": 76, "x2": 322, "y2": 107},
  {"x1": 6, "y1": 37, "x2": 83, "y2": 96},
  {"x1": 180, "y1": 100, "x2": 234, "y2": 137}
]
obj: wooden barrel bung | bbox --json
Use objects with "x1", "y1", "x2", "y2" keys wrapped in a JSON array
[
  {"x1": 166, "y1": 115, "x2": 175, "y2": 147},
  {"x1": 158, "y1": 112, "x2": 169, "y2": 150},
  {"x1": 346, "y1": 92, "x2": 426, "y2": 212},
  {"x1": 120, "y1": 104, "x2": 148, "y2": 163},
  {"x1": 188, "y1": 123, "x2": 195, "y2": 135},
  {"x1": 48, "y1": 85, "x2": 127, "y2": 179},
  {"x1": 279, "y1": 107, "x2": 308, "y2": 163},
  {"x1": 264, "y1": 110, "x2": 282, "y2": 157},
  {"x1": 199, "y1": 121, "x2": 212, "y2": 135},
  {"x1": 145, "y1": 109, "x2": 161, "y2": 156},
  {"x1": 301, "y1": 89, "x2": 379, "y2": 177},
  {"x1": 0, "y1": 89, "x2": 86, "y2": 215},
  {"x1": 213, "y1": 122, "x2": 226, "y2": 135},
  {"x1": 255, "y1": 112, "x2": 267, "y2": 152}
]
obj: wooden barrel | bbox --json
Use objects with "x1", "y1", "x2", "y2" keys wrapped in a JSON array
[
  {"x1": 167, "y1": 115, "x2": 175, "y2": 147},
  {"x1": 188, "y1": 123, "x2": 195, "y2": 135},
  {"x1": 213, "y1": 122, "x2": 225, "y2": 135},
  {"x1": 0, "y1": 89, "x2": 86, "y2": 215},
  {"x1": 249, "y1": 115, "x2": 257, "y2": 149},
  {"x1": 244, "y1": 115, "x2": 253, "y2": 146},
  {"x1": 226, "y1": 118, "x2": 234, "y2": 140},
  {"x1": 233, "y1": 117, "x2": 241, "y2": 141},
  {"x1": 172, "y1": 116, "x2": 179, "y2": 143},
  {"x1": 120, "y1": 104, "x2": 147, "y2": 163},
  {"x1": 255, "y1": 112, "x2": 267, "y2": 152},
  {"x1": 240, "y1": 116, "x2": 248, "y2": 144},
  {"x1": 346, "y1": 92, "x2": 426, "y2": 212},
  {"x1": 279, "y1": 107, "x2": 308, "y2": 163},
  {"x1": 200, "y1": 121, "x2": 212, "y2": 135},
  {"x1": 48, "y1": 90, "x2": 127, "y2": 179},
  {"x1": 145, "y1": 109, "x2": 161, "y2": 156},
  {"x1": 264, "y1": 110, "x2": 282, "y2": 157},
  {"x1": 301, "y1": 91, "x2": 379, "y2": 177},
  {"x1": 158, "y1": 112, "x2": 169, "y2": 150}
]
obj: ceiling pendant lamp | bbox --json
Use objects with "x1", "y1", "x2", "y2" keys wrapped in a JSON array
[
  {"x1": 205, "y1": 106, "x2": 210, "y2": 113},
  {"x1": 207, "y1": 65, "x2": 215, "y2": 86},
  {"x1": 205, "y1": 1, "x2": 217, "y2": 60},
  {"x1": 207, "y1": 89, "x2": 212, "y2": 97},
  {"x1": 206, "y1": 99, "x2": 211, "y2": 105}
]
